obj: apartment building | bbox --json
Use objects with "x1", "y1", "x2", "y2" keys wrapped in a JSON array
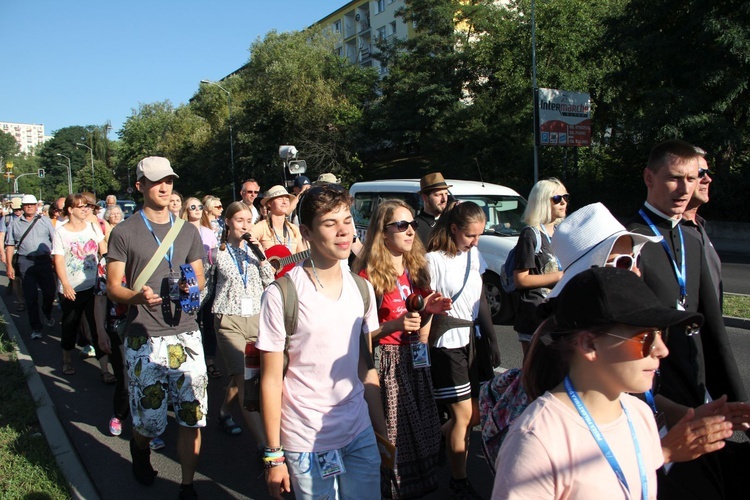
[
  {"x1": 0, "y1": 121, "x2": 49, "y2": 155},
  {"x1": 315, "y1": 0, "x2": 413, "y2": 75}
]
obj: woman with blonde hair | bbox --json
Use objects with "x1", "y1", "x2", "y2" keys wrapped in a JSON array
[
  {"x1": 511, "y1": 177, "x2": 567, "y2": 357},
  {"x1": 202, "y1": 195, "x2": 224, "y2": 242},
  {"x1": 354, "y1": 199, "x2": 450, "y2": 499}
]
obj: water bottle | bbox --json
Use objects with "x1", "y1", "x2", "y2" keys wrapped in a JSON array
[{"x1": 244, "y1": 341, "x2": 261, "y2": 412}]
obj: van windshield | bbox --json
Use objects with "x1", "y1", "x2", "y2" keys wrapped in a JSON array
[{"x1": 454, "y1": 195, "x2": 527, "y2": 236}]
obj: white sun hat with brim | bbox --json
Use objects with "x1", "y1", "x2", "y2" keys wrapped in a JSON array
[
  {"x1": 21, "y1": 194, "x2": 38, "y2": 205},
  {"x1": 548, "y1": 202, "x2": 663, "y2": 298},
  {"x1": 262, "y1": 185, "x2": 296, "y2": 207}
]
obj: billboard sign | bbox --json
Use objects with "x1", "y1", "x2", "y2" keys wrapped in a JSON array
[{"x1": 537, "y1": 88, "x2": 591, "y2": 147}]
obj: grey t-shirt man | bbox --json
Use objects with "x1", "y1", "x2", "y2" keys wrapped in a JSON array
[
  {"x1": 107, "y1": 212, "x2": 204, "y2": 338},
  {"x1": 5, "y1": 215, "x2": 55, "y2": 257}
]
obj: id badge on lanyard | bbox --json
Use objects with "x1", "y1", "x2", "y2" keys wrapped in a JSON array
[
  {"x1": 316, "y1": 449, "x2": 346, "y2": 479},
  {"x1": 410, "y1": 334, "x2": 430, "y2": 368}
]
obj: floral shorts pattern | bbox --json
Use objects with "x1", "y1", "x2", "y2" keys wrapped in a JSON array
[{"x1": 125, "y1": 331, "x2": 208, "y2": 437}]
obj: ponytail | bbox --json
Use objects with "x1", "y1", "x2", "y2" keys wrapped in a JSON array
[{"x1": 426, "y1": 201, "x2": 486, "y2": 257}]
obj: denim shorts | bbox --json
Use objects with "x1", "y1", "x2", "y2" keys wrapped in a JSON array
[
  {"x1": 285, "y1": 427, "x2": 381, "y2": 500},
  {"x1": 125, "y1": 330, "x2": 208, "y2": 437}
]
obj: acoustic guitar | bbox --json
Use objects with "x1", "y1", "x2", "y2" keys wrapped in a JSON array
[{"x1": 265, "y1": 244, "x2": 310, "y2": 278}]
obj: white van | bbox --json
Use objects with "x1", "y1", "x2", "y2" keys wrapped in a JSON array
[{"x1": 349, "y1": 179, "x2": 526, "y2": 323}]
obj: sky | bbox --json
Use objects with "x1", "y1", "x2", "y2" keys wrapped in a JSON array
[{"x1": 1, "y1": 0, "x2": 348, "y2": 137}]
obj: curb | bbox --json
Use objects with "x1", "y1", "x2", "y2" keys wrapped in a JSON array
[
  {"x1": 725, "y1": 315, "x2": 750, "y2": 331},
  {"x1": 1, "y1": 300, "x2": 100, "y2": 500}
]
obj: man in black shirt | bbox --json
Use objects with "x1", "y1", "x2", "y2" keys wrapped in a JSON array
[
  {"x1": 415, "y1": 172, "x2": 451, "y2": 246},
  {"x1": 627, "y1": 139, "x2": 749, "y2": 499}
]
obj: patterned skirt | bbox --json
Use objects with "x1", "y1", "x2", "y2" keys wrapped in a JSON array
[{"x1": 380, "y1": 343, "x2": 441, "y2": 499}]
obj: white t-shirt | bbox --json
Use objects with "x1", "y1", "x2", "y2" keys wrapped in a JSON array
[
  {"x1": 52, "y1": 222, "x2": 104, "y2": 292},
  {"x1": 256, "y1": 264, "x2": 379, "y2": 452},
  {"x1": 493, "y1": 392, "x2": 663, "y2": 500},
  {"x1": 426, "y1": 247, "x2": 487, "y2": 349}
]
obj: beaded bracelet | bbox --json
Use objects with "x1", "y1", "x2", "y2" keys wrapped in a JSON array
[
  {"x1": 264, "y1": 446, "x2": 283, "y2": 453},
  {"x1": 264, "y1": 456, "x2": 286, "y2": 469}
]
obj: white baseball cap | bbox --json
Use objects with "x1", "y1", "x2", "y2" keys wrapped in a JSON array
[{"x1": 136, "y1": 156, "x2": 179, "y2": 182}]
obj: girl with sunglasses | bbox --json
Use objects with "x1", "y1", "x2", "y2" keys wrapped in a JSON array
[
  {"x1": 511, "y1": 178, "x2": 567, "y2": 357},
  {"x1": 182, "y1": 197, "x2": 222, "y2": 378},
  {"x1": 493, "y1": 267, "x2": 703, "y2": 499},
  {"x1": 425, "y1": 201, "x2": 500, "y2": 499},
  {"x1": 354, "y1": 199, "x2": 450, "y2": 499}
]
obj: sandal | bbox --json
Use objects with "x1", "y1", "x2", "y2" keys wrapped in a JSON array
[
  {"x1": 62, "y1": 363, "x2": 76, "y2": 376},
  {"x1": 218, "y1": 413, "x2": 242, "y2": 436},
  {"x1": 101, "y1": 371, "x2": 116, "y2": 384},
  {"x1": 207, "y1": 364, "x2": 222, "y2": 378}
]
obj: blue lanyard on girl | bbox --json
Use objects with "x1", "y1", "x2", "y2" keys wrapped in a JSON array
[
  {"x1": 538, "y1": 224, "x2": 562, "y2": 269},
  {"x1": 564, "y1": 376, "x2": 648, "y2": 500},
  {"x1": 227, "y1": 242, "x2": 250, "y2": 289},
  {"x1": 639, "y1": 209, "x2": 687, "y2": 304},
  {"x1": 140, "y1": 211, "x2": 174, "y2": 271}
]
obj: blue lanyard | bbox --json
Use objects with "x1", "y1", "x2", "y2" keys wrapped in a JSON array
[
  {"x1": 639, "y1": 210, "x2": 687, "y2": 303},
  {"x1": 140, "y1": 211, "x2": 174, "y2": 271},
  {"x1": 227, "y1": 242, "x2": 249, "y2": 289},
  {"x1": 644, "y1": 390, "x2": 658, "y2": 414},
  {"x1": 538, "y1": 225, "x2": 562, "y2": 269},
  {"x1": 564, "y1": 376, "x2": 648, "y2": 500}
]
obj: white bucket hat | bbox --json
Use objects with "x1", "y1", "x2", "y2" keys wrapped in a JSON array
[
  {"x1": 548, "y1": 202, "x2": 663, "y2": 298},
  {"x1": 262, "y1": 185, "x2": 295, "y2": 207}
]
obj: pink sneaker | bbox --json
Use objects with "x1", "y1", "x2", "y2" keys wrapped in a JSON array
[{"x1": 109, "y1": 416, "x2": 122, "y2": 436}]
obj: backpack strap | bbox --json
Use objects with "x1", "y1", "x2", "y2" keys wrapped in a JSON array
[{"x1": 350, "y1": 272, "x2": 371, "y2": 317}]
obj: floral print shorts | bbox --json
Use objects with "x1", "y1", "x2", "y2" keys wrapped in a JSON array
[{"x1": 125, "y1": 330, "x2": 208, "y2": 437}]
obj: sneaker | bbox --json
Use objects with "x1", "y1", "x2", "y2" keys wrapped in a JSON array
[
  {"x1": 109, "y1": 416, "x2": 122, "y2": 436},
  {"x1": 449, "y1": 477, "x2": 482, "y2": 500},
  {"x1": 80, "y1": 345, "x2": 96, "y2": 358},
  {"x1": 130, "y1": 438, "x2": 157, "y2": 485},
  {"x1": 149, "y1": 436, "x2": 166, "y2": 451},
  {"x1": 31, "y1": 330, "x2": 43, "y2": 340},
  {"x1": 44, "y1": 314, "x2": 55, "y2": 327}
]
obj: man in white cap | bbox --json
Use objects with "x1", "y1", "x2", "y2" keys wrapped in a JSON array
[
  {"x1": 4, "y1": 194, "x2": 56, "y2": 338},
  {"x1": 106, "y1": 156, "x2": 207, "y2": 497},
  {"x1": 415, "y1": 172, "x2": 452, "y2": 245}
]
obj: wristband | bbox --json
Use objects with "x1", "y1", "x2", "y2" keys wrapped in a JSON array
[{"x1": 179, "y1": 264, "x2": 201, "y2": 314}]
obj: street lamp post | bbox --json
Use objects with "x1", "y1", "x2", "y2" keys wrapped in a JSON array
[
  {"x1": 56, "y1": 153, "x2": 73, "y2": 194},
  {"x1": 75, "y1": 142, "x2": 95, "y2": 198},
  {"x1": 201, "y1": 79, "x2": 236, "y2": 201}
]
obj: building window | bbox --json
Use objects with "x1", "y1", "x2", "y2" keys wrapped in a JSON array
[
  {"x1": 389, "y1": 21, "x2": 397, "y2": 36},
  {"x1": 377, "y1": 26, "x2": 386, "y2": 40},
  {"x1": 377, "y1": 0, "x2": 385, "y2": 14},
  {"x1": 333, "y1": 20, "x2": 341, "y2": 33}
]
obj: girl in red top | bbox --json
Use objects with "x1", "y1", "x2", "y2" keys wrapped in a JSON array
[{"x1": 354, "y1": 199, "x2": 450, "y2": 499}]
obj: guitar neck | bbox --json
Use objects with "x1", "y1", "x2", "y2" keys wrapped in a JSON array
[{"x1": 278, "y1": 249, "x2": 310, "y2": 267}]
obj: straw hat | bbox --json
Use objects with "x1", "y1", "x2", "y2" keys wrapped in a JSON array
[{"x1": 262, "y1": 185, "x2": 295, "y2": 207}]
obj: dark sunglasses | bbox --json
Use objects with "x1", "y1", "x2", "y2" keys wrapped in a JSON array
[
  {"x1": 698, "y1": 168, "x2": 711, "y2": 179},
  {"x1": 385, "y1": 220, "x2": 419, "y2": 232},
  {"x1": 605, "y1": 253, "x2": 640, "y2": 271},
  {"x1": 606, "y1": 329, "x2": 667, "y2": 358},
  {"x1": 551, "y1": 194, "x2": 571, "y2": 204},
  {"x1": 243, "y1": 190, "x2": 259, "y2": 195},
  {"x1": 189, "y1": 204, "x2": 204, "y2": 211}
]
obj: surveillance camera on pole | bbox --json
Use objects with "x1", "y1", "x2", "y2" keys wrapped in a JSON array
[
  {"x1": 278, "y1": 145, "x2": 298, "y2": 160},
  {"x1": 278, "y1": 145, "x2": 306, "y2": 185}
]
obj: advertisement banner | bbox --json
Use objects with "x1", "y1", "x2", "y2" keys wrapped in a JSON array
[{"x1": 538, "y1": 88, "x2": 591, "y2": 147}]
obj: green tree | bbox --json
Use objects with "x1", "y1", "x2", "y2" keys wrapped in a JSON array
[{"x1": 0, "y1": 130, "x2": 19, "y2": 161}]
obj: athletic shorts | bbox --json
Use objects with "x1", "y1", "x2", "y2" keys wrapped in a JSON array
[
  {"x1": 430, "y1": 340, "x2": 479, "y2": 404},
  {"x1": 125, "y1": 330, "x2": 208, "y2": 437}
]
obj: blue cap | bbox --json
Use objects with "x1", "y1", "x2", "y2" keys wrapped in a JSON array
[{"x1": 293, "y1": 175, "x2": 311, "y2": 189}]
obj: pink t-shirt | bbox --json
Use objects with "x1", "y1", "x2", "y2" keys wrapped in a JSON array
[
  {"x1": 256, "y1": 264, "x2": 379, "y2": 452},
  {"x1": 493, "y1": 392, "x2": 663, "y2": 500}
]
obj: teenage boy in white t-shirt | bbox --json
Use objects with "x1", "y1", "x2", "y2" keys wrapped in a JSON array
[{"x1": 257, "y1": 184, "x2": 386, "y2": 500}]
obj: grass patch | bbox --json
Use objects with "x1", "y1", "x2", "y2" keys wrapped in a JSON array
[
  {"x1": 724, "y1": 294, "x2": 750, "y2": 319},
  {"x1": 0, "y1": 317, "x2": 70, "y2": 499}
]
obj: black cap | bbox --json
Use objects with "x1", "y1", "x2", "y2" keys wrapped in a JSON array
[{"x1": 541, "y1": 267, "x2": 703, "y2": 332}]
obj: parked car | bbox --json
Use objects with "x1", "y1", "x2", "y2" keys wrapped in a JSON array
[
  {"x1": 97, "y1": 199, "x2": 136, "y2": 219},
  {"x1": 349, "y1": 179, "x2": 526, "y2": 323}
]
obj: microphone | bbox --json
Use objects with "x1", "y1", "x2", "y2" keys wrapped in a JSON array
[
  {"x1": 241, "y1": 233, "x2": 266, "y2": 261},
  {"x1": 406, "y1": 293, "x2": 425, "y2": 313}
]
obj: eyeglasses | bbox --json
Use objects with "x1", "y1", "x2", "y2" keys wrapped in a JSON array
[
  {"x1": 215, "y1": 205, "x2": 223, "y2": 209},
  {"x1": 189, "y1": 204, "x2": 204, "y2": 211},
  {"x1": 698, "y1": 168, "x2": 711, "y2": 179},
  {"x1": 605, "y1": 329, "x2": 667, "y2": 358},
  {"x1": 551, "y1": 194, "x2": 571, "y2": 204},
  {"x1": 75, "y1": 205, "x2": 90, "y2": 210},
  {"x1": 242, "y1": 190, "x2": 259, "y2": 195},
  {"x1": 605, "y1": 253, "x2": 640, "y2": 271},
  {"x1": 385, "y1": 220, "x2": 419, "y2": 232}
]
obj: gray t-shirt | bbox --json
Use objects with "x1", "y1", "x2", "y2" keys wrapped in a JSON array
[
  {"x1": 107, "y1": 212, "x2": 205, "y2": 338},
  {"x1": 5, "y1": 214, "x2": 55, "y2": 257}
]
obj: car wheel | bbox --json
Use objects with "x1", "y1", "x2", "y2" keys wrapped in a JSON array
[{"x1": 483, "y1": 272, "x2": 513, "y2": 324}]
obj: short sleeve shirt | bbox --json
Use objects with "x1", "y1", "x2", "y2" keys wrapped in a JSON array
[
  {"x1": 52, "y1": 222, "x2": 104, "y2": 292},
  {"x1": 256, "y1": 265, "x2": 379, "y2": 452},
  {"x1": 212, "y1": 242, "x2": 275, "y2": 316},
  {"x1": 107, "y1": 212, "x2": 205, "y2": 337}
]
